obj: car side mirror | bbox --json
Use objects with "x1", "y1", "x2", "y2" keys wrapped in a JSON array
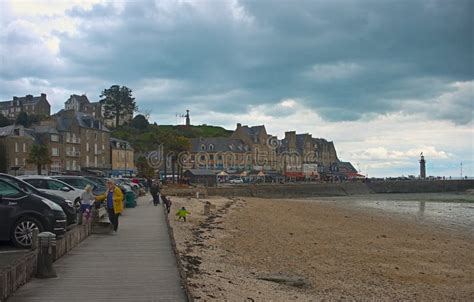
[{"x1": 61, "y1": 187, "x2": 71, "y2": 192}]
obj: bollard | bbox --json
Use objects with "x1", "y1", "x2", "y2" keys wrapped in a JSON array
[
  {"x1": 203, "y1": 202, "x2": 211, "y2": 215},
  {"x1": 36, "y1": 232, "x2": 57, "y2": 278},
  {"x1": 31, "y1": 228, "x2": 39, "y2": 250}
]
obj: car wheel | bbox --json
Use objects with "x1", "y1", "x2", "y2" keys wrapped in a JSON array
[
  {"x1": 12, "y1": 216, "x2": 44, "y2": 248},
  {"x1": 74, "y1": 198, "x2": 81, "y2": 211}
]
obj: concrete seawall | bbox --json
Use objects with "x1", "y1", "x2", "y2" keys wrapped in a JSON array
[{"x1": 205, "y1": 180, "x2": 474, "y2": 198}]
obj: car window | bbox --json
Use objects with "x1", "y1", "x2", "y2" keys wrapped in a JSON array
[
  {"x1": 24, "y1": 178, "x2": 47, "y2": 189},
  {"x1": 46, "y1": 180, "x2": 67, "y2": 190},
  {"x1": 56, "y1": 178, "x2": 79, "y2": 188},
  {"x1": 0, "y1": 180, "x2": 25, "y2": 198},
  {"x1": 0, "y1": 178, "x2": 34, "y2": 194}
]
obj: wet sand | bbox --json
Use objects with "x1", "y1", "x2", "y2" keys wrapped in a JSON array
[{"x1": 168, "y1": 194, "x2": 474, "y2": 301}]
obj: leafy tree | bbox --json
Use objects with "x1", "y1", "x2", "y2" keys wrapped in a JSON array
[
  {"x1": 27, "y1": 144, "x2": 52, "y2": 175},
  {"x1": 0, "y1": 113, "x2": 12, "y2": 127},
  {"x1": 136, "y1": 156, "x2": 155, "y2": 179},
  {"x1": 100, "y1": 85, "x2": 137, "y2": 128},
  {"x1": 15, "y1": 112, "x2": 30, "y2": 127},
  {"x1": 130, "y1": 114, "x2": 149, "y2": 130}
]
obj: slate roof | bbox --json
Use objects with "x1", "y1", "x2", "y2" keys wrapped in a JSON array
[
  {"x1": 0, "y1": 125, "x2": 36, "y2": 141},
  {"x1": 3, "y1": 95, "x2": 45, "y2": 105},
  {"x1": 110, "y1": 137, "x2": 133, "y2": 150},
  {"x1": 0, "y1": 125, "x2": 15, "y2": 136},
  {"x1": 191, "y1": 137, "x2": 250, "y2": 153},
  {"x1": 55, "y1": 110, "x2": 110, "y2": 132},
  {"x1": 240, "y1": 125, "x2": 265, "y2": 143},
  {"x1": 65, "y1": 94, "x2": 90, "y2": 105}
]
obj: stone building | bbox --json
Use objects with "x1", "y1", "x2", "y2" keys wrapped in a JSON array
[
  {"x1": 32, "y1": 123, "x2": 64, "y2": 174},
  {"x1": 186, "y1": 137, "x2": 251, "y2": 171},
  {"x1": 0, "y1": 125, "x2": 36, "y2": 175},
  {"x1": 64, "y1": 94, "x2": 132, "y2": 128},
  {"x1": 186, "y1": 123, "x2": 356, "y2": 179},
  {"x1": 0, "y1": 94, "x2": 51, "y2": 119},
  {"x1": 33, "y1": 110, "x2": 111, "y2": 174},
  {"x1": 65, "y1": 94, "x2": 102, "y2": 120},
  {"x1": 110, "y1": 137, "x2": 135, "y2": 176}
]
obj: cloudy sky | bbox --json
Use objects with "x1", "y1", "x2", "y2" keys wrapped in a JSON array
[{"x1": 0, "y1": 0, "x2": 472, "y2": 177}]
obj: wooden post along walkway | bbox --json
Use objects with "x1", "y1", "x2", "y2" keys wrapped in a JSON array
[{"x1": 9, "y1": 195, "x2": 187, "y2": 302}]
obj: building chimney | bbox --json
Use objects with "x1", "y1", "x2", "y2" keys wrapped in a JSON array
[
  {"x1": 237, "y1": 123, "x2": 242, "y2": 128},
  {"x1": 13, "y1": 96, "x2": 18, "y2": 101},
  {"x1": 285, "y1": 131, "x2": 296, "y2": 149},
  {"x1": 41, "y1": 93, "x2": 46, "y2": 99},
  {"x1": 26, "y1": 94, "x2": 33, "y2": 100}
]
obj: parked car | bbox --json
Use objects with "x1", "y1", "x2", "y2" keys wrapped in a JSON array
[
  {"x1": 0, "y1": 173, "x2": 77, "y2": 226},
  {"x1": 229, "y1": 178, "x2": 244, "y2": 184},
  {"x1": 0, "y1": 179, "x2": 67, "y2": 248},
  {"x1": 19, "y1": 176, "x2": 84, "y2": 210},
  {"x1": 51, "y1": 176, "x2": 106, "y2": 195}
]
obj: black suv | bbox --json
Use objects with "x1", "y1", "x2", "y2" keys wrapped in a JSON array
[
  {"x1": 0, "y1": 179, "x2": 67, "y2": 248},
  {"x1": 0, "y1": 173, "x2": 77, "y2": 226}
]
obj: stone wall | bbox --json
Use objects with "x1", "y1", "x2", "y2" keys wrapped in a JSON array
[{"x1": 205, "y1": 180, "x2": 474, "y2": 198}]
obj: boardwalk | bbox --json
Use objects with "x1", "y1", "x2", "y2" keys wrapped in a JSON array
[{"x1": 9, "y1": 195, "x2": 187, "y2": 302}]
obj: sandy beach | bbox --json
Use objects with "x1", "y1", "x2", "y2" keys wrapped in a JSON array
[{"x1": 168, "y1": 193, "x2": 474, "y2": 301}]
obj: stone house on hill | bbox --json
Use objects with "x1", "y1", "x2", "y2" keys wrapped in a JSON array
[{"x1": 0, "y1": 94, "x2": 51, "y2": 119}]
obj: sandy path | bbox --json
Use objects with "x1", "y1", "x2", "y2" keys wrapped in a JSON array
[{"x1": 168, "y1": 195, "x2": 474, "y2": 301}]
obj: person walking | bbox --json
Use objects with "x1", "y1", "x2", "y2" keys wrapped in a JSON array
[
  {"x1": 95, "y1": 179, "x2": 124, "y2": 232},
  {"x1": 162, "y1": 195, "x2": 172, "y2": 214},
  {"x1": 79, "y1": 185, "x2": 95, "y2": 224},
  {"x1": 150, "y1": 180, "x2": 160, "y2": 206}
]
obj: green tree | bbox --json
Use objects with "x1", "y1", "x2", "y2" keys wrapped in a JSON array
[
  {"x1": 136, "y1": 156, "x2": 155, "y2": 179},
  {"x1": 27, "y1": 144, "x2": 52, "y2": 175},
  {"x1": 15, "y1": 112, "x2": 30, "y2": 127},
  {"x1": 100, "y1": 85, "x2": 137, "y2": 128},
  {"x1": 0, "y1": 113, "x2": 12, "y2": 127},
  {"x1": 130, "y1": 114, "x2": 149, "y2": 130}
]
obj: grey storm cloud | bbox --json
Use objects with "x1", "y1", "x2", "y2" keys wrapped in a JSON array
[{"x1": 0, "y1": 0, "x2": 473, "y2": 123}]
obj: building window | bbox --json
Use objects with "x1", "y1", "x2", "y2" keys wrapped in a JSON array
[
  {"x1": 86, "y1": 143, "x2": 89, "y2": 152},
  {"x1": 51, "y1": 134, "x2": 59, "y2": 142},
  {"x1": 86, "y1": 155, "x2": 89, "y2": 166},
  {"x1": 22, "y1": 158, "x2": 26, "y2": 166},
  {"x1": 52, "y1": 148, "x2": 59, "y2": 156},
  {"x1": 102, "y1": 144, "x2": 105, "y2": 150},
  {"x1": 15, "y1": 142, "x2": 18, "y2": 152},
  {"x1": 66, "y1": 132, "x2": 70, "y2": 142},
  {"x1": 14, "y1": 157, "x2": 18, "y2": 165},
  {"x1": 209, "y1": 144, "x2": 214, "y2": 151},
  {"x1": 23, "y1": 143, "x2": 26, "y2": 153},
  {"x1": 201, "y1": 144, "x2": 206, "y2": 151}
]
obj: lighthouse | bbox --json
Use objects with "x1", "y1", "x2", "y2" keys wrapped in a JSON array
[{"x1": 419, "y1": 152, "x2": 426, "y2": 179}]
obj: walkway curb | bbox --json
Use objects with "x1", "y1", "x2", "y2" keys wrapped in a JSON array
[{"x1": 163, "y1": 206, "x2": 194, "y2": 302}]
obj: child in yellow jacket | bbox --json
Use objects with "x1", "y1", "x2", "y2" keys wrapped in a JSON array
[{"x1": 176, "y1": 207, "x2": 190, "y2": 222}]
